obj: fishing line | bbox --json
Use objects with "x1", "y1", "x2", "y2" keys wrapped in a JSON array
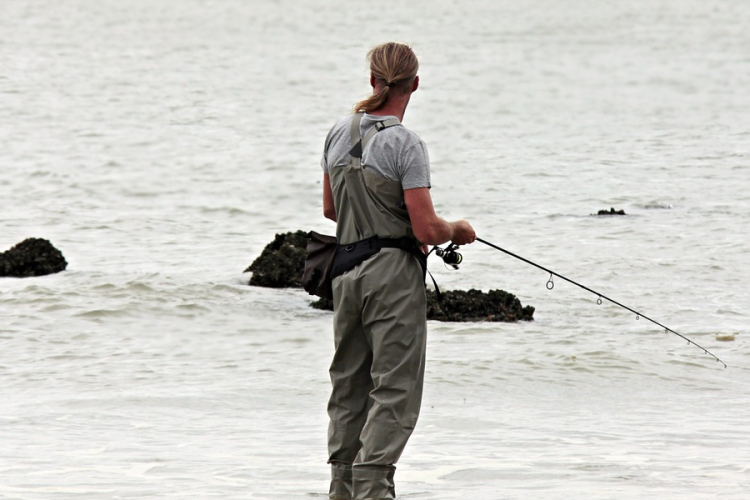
[{"x1": 439, "y1": 237, "x2": 727, "y2": 368}]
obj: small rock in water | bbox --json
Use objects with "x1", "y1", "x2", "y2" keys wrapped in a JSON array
[
  {"x1": 715, "y1": 333, "x2": 736, "y2": 342},
  {"x1": 0, "y1": 238, "x2": 68, "y2": 277},
  {"x1": 595, "y1": 207, "x2": 627, "y2": 216},
  {"x1": 310, "y1": 297, "x2": 334, "y2": 311}
]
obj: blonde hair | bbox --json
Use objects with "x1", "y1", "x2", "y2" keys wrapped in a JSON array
[{"x1": 353, "y1": 42, "x2": 419, "y2": 113}]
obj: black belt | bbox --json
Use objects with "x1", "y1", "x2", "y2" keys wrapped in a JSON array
[{"x1": 330, "y1": 235, "x2": 426, "y2": 280}]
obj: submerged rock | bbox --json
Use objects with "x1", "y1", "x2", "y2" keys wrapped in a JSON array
[
  {"x1": 245, "y1": 231, "x2": 534, "y2": 323},
  {"x1": 244, "y1": 230, "x2": 309, "y2": 288},
  {"x1": 643, "y1": 201, "x2": 672, "y2": 210},
  {"x1": 595, "y1": 207, "x2": 626, "y2": 216},
  {"x1": 310, "y1": 297, "x2": 334, "y2": 311},
  {"x1": 0, "y1": 238, "x2": 68, "y2": 277},
  {"x1": 312, "y1": 289, "x2": 535, "y2": 323}
]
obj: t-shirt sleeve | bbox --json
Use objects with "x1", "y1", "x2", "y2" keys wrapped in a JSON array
[
  {"x1": 320, "y1": 131, "x2": 331, "y2": 174},
  {"x1": 399, "y1": 140, "x2": 431, "y2": 190}
]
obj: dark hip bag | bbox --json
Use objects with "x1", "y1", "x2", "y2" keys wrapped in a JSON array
[{"x1": 301, "y1": 232, "x2": 425, "y2": 300}]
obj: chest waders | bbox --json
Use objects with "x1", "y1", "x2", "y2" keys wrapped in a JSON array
[{"x1": 327, "y1": 113, "x2": 428, "y2": 500}]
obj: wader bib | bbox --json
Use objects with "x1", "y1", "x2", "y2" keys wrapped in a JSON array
[{"x1": 327, "y1": 113, "x2": 427, "y2": 500}]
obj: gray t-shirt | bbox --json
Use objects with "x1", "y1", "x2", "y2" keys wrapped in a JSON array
[{"x1": 320, "y1": 113, "x2": 431, "y2": 190}]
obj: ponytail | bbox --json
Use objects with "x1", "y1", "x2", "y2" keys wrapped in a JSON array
[{"x1": 353, "y1": 42, "x2": 419, "y2": 114}]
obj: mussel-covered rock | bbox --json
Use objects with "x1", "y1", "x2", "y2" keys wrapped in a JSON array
[
  {"x1": 595, "y1": 207, "x2": 626, "y2": 216},
  {"x1": 426, "y1": 288, "x2": 534, "y2": 322},
  {"x1": 0, "y1": 238, "x2": 68, "y2": 278},
  {"x1": 244, "y1": 230, "x2": 308, "y2": 288}
]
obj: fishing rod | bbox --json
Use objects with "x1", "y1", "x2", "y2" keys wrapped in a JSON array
[{"x1": 433, "y1": 238, "x2": 727, "y2": 368}]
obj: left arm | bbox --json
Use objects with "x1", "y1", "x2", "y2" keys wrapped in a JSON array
[{"x1": 323, "y1": 173, "x2": 336, "y2": 222}]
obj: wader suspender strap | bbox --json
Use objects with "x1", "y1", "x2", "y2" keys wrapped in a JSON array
[
  {"x1": 362, "y1": 118, "x2": 401, "y2": 148},
  {"x1": 348, "y1": 113, "x2": 363, "y2": 158},
  {"x1": 340, "y1": 113, "x2": 443, "y2": 299},
  {"x1": 348, "y1": 113, "x2": 401, "y2": 159}
]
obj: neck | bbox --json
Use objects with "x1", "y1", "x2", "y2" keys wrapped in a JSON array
[{"x1": 368, "y1": 91, "x2": 411, "y2": 121}]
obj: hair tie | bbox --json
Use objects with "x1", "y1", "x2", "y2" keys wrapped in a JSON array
[{"x1": 385, "y1": 81, "x2": 392, "y2": 87}]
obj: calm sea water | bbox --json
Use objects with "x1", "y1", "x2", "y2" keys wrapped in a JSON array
[{"x1": 2, "y1": 1, "x2": 749, "y2": 499}]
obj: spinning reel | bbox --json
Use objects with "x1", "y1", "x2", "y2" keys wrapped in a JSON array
[{"x1": 433, "y1": 243, "x2": 463, "y2": 269}]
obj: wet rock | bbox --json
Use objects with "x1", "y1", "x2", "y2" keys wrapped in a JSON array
[
  {"x1": 0, "y1": 238, "x2": 68, "y2": 278},
  {"x1": 311, "y1": 289, "x2": 534, "y2": 323},
  {"x1": 244, "y1": 230, "x2": 309, "y2": 288},
  {"x1": 595, "y1": 207, "x2": 626, "y2": 216},
  {"x1": 715, "y1": 333, "x2": 736, "y2": 342},
  {"x1": 310, "y1": 297, "x2": 334, "y2": 311},
  {"x1": 425, "y1": 288, "x2": 534, "y2": 322}
]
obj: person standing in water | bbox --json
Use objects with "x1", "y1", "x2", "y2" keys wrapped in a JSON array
[{"x1": 320, "y1": 42, "x2": 476, "y2": 500}]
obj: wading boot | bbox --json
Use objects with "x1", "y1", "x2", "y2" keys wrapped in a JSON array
[
  {"x1": 351, "y1": 464, "x2": 396, "y2": 500},
  {"x1": 329, "y1": 462, "x2": 352, "y2": 500}
]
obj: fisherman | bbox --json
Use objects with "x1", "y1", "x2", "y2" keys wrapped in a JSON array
[{"x1": 320, "y1": 42, "x2": 476, "y2": 500}]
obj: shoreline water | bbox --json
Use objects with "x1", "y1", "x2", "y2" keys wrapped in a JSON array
[{"x1": 2, "y1": 1, "x2": 749, "y2": 498}]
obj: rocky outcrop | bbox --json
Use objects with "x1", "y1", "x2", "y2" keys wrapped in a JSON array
[
  {"x1": 243, "y1": 230, "x2": 309, "y2": 288},
  {"x1": 246, "y1": 231, "x2": 534, "y2": 323},
  {"x1": 426, "y1": 288, "x2": 534, "y2": 322},
  {"x1": 595, "y1": 207, "x2": 626, "y2": 216},
  {"x1": 0, "y1": 238, "x2": 68, "y2": 277}
]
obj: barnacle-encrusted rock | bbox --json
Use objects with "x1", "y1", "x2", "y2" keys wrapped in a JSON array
[
  {"x1": 425, "y1": 288, "x2": 534, "y2": 322},
  {"x1": 0, "y1": 238, "x2": 68, "y2": 277},
  {"x1": 247, "y1": 231, "x2": 534, "y2": 323},
  {"x1": 595, "y1": 207, "x2": 626, "y2": 216},
  {"x1": 243, "y1": 230, "x2": 309, "y2": 288}
]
